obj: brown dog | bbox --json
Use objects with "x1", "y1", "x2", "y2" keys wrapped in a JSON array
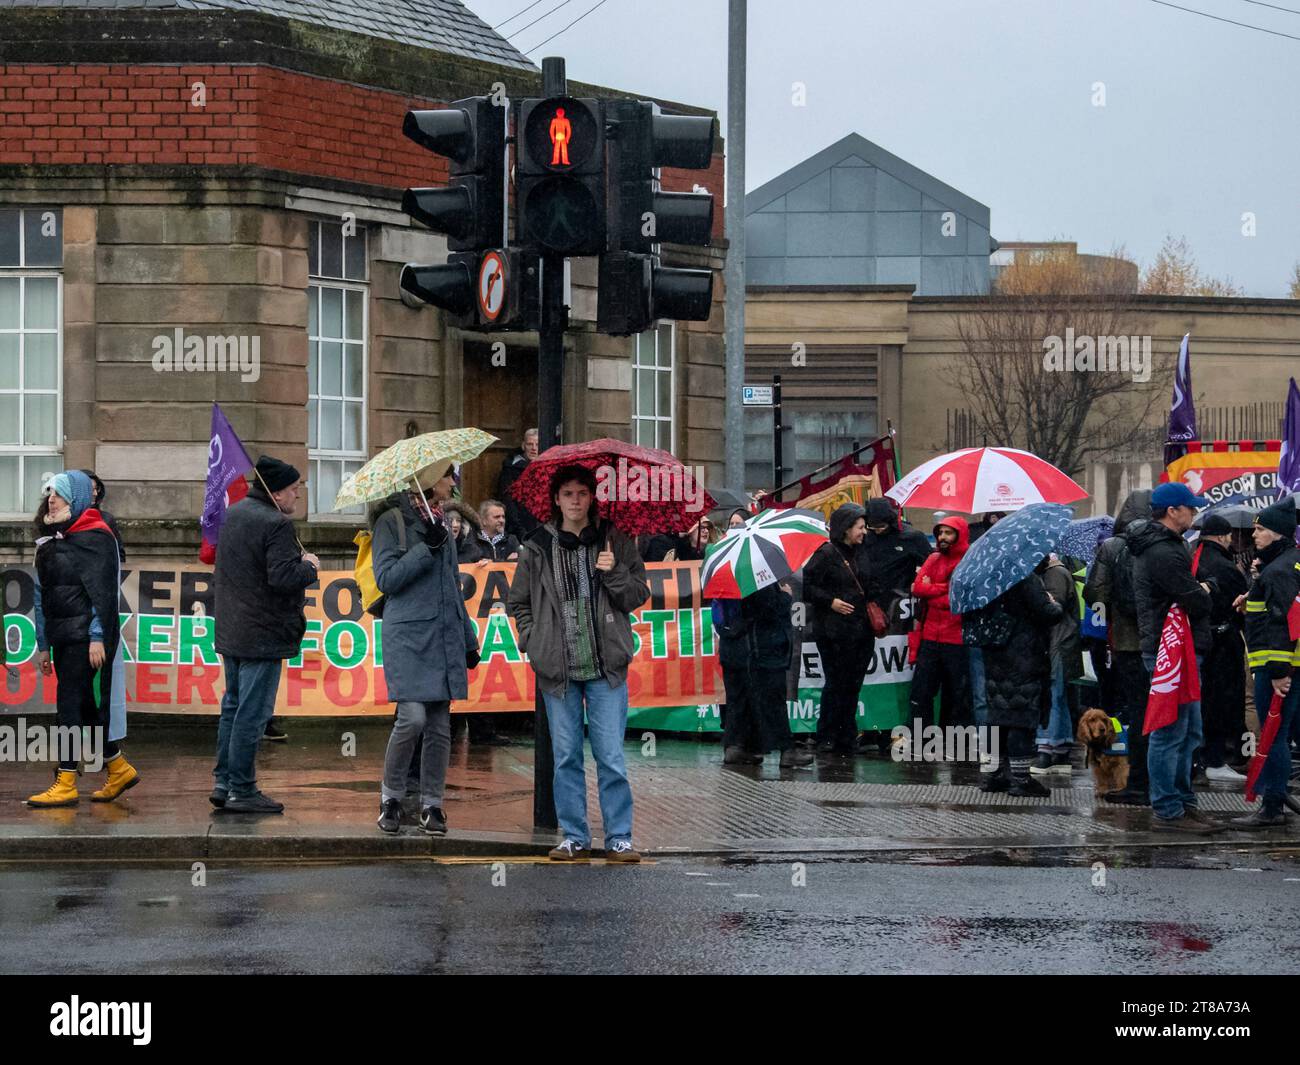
[{"x1": 1077, "y1": 708, "x2": 1129, "y2": 794}]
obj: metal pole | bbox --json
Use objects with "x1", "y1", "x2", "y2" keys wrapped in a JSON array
[
  {"x1": 772, "y1": 372, "x2": 783, "y2": 494},
  {"x1": 723, "y1": 0, "x2": 747, "y2": 492},
  {"x1": 531, "y1": 56, "x2": 566, "y2": 832}
]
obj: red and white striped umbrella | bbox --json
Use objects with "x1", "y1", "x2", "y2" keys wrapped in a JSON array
[{"x1": 885, "y1": 447, "x2": 1086, "y2": 513}]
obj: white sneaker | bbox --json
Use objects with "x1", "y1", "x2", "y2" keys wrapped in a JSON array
[{"x1": 1204, "y1": 764, "x2": 1247, "y2": 783}]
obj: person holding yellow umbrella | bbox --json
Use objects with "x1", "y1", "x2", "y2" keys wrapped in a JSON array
[{"x1": 332, "y1": 428, "x2": 496, "y2": 836}]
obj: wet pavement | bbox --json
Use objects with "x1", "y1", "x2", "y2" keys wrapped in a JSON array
[
  {"x1": 2, "y1": 719, "x2": 1297, "y2": 858},
  {"x1": 3, "y1": 854, "x2": 1298, "y2": 973}
]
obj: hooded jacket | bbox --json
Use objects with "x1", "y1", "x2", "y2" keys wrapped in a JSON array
[
  {"x1": 1127, "y1": 517, "x2": 1213, "y2": 658},
  {"x1": 860, "y1": 497, "x2": 933, "y2": 611},
  {"x1": 911, "y1": 516, "x2": 969, "y2": 644},
  {"x1": 802, "y1": 503, "x2": 871, "y2": 645},
  {"x1": 1243, "y1": 537, "x2": 1300, "y2": 679},
  {"x1": 1083, "y1": 489, "x2": 1150, "y2": 654}
]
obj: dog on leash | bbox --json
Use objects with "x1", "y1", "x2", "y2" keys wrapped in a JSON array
[{"x1": 1077, "y1": 708, "x2": 1129, "y2": 794}]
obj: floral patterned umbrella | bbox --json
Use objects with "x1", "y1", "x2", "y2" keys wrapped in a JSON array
[
  {"x1": 508, "y1": 437, "x2": 715, "y2": 536},
  {"x1": 332, "y1": 428, "x2": 497, "y2": 511}
]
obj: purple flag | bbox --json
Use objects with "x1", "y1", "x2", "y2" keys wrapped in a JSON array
[
  {"x1": 1164, "y1": 333, "x2": 1196, "y2": 468},
  {"x1": 199, "y1": 403, "x2": 254, "y2": 562},
  {"x1": 1279, "y1": 377, "x2": 1300, "y2": 496}
]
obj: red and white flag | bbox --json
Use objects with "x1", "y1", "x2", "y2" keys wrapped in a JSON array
[{"x1": 1145, "y1": 605, "x2": 1200, "y2": 734}]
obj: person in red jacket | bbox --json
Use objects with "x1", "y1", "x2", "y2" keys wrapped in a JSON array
[{"x1": 908, "y1": 516, "x2": 972, "y2": 734}]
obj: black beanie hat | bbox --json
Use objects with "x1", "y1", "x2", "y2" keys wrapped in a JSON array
[
  {"x1": 256, "y1": 454, "x2": 301, "y2": 494},
  {"x1": 1198, "y1": 513, "x2": 1233, "y2": 537},
  {"x1": 1255, "y1": 497, "x2": 1298, "y2": 539}
]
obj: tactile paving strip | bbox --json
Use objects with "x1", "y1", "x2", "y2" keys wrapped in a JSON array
[{"x1": 583, "y1": 765, "x2": 1259, "y2": 850}]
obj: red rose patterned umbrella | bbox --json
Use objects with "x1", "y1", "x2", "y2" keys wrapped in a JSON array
[{"x1": 508, "y1": 438, "x2": 715, "y2": 537}]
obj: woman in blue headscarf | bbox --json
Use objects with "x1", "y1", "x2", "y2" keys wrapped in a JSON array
[{"x1": 26, "y1": 470, "x2": 140, "y2": 808}]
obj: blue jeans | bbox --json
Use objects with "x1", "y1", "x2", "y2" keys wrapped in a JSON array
[
  {"x1": 542, "y1": 679, "x2": 634, "y2": 847},
  {"x1": 214, "y1": 656, "x2": 282, "y2": 799},
  {"x1": 1143, "y1": 653, "x2": 1204, "y2": 820},
  {"x1": 1252, "y1": 670, "x2": 1300, "y2": 815},
  {"x1": 967, "y1": 647, "x2": 988, "y2": 728},
  {"x1": 1036, "y1": 657, "x2": 1073, "y2": 753}
]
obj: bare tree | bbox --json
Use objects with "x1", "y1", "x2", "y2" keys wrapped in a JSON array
[
  {"x1": 954, "y1": 246, "x2": 1171, "y2": 477},
  {"x1": 1141, "y1": 234, "x2": 1243, "y2": 297},
  {"x1": 1288, "y1": 262, "x2": 1300, "y2": 300}
]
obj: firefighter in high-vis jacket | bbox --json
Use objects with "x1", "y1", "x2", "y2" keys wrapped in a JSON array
[{"x1": 1233, "y1": 497, "x2": 1300, "y2": 829}]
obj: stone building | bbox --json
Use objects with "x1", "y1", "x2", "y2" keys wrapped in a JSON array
[
  {"x1": 0, "y1": 0, "x2": 726, "y2": 561},
  {"x1": 743, "y1": 137, "x2": 1300, "y2": 512}
]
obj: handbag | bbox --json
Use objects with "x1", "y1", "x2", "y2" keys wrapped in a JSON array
[{"x1": 836, "y1": 552, "x2": 885, "y2": 637}]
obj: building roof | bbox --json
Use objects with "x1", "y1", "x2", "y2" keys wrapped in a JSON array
[
  {"x1": 1, "y1": 0, "x2": 537, "y2": 70},
  {"x1": 746, "y1": 132, "x2": 989, "y2": 223}
]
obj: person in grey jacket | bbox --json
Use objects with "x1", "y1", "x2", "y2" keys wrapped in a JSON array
[
  {"x1": 374, "y1": 463, "x2": 479, "y2": 836},
  {"x1": 212, "y1": 455, "x2": 319, "y2": 815},
  {"x1": 507, "y1": 464, "x2": 649, "y2": 862}
]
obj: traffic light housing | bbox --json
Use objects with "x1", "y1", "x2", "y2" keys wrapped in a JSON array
[
  {"x1": 399, "y1": 255, "x2": 476, "y2": 320},
  {"x1": 598, "y1": 99, "x2": 716, "y2": 334},
  {"x1": 596, "y1": 251, "x2": 714, "y2": 336},
  {"x1": 605, "y1": 99, "x2": 715, "y2": 254},
  {"x1": 401, "y1": 96, "x2": 506, "y2": 253},
  {"x1": 516, "y1": 96, "x2": 606, "y2": 256},
  {"x1": 400, "y1": 248, "x2": 540, "y2": 331}
]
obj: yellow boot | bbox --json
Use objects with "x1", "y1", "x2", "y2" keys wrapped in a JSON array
[
  {"x1": 91, "y1": 754, "x2": 140, "y2": 803},
  {"x1": 27, "y1": 769, "x2": 80, "y2": 808}
]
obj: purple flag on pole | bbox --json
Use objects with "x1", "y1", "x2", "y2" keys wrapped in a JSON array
[
  {"x1": 1164, "y1": 333, "x2": 1196, "y2": 468},
  {"x1": 199, "y1": 403, "x2": 254, "y2": 562},
  {"x1": 1278, "y1": 377, "x2": 1300, "y2": 496}
]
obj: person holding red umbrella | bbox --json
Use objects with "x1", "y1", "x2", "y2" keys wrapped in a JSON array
[
  {"x1": 508, "y1": 464, "x2": 650, "y2": 862},
  {"x1": 1230, "y1": 498, "x2": 1300, "y2": 829}
]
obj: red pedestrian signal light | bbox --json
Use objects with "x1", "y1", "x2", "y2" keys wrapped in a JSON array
[
  {"x1": 549, "y1": 107, "x2": 571, "y2": 167},
  {"x1": 517, "y1": 96, "x2": 605, "y2": 255}
]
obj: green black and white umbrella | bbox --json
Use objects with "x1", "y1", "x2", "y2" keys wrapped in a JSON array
[{"x1": 701, "y1": 508, "x2": 828, "y2": 599}]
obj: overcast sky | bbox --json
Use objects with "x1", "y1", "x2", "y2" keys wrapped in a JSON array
[{"x1": 469, "y1": 0, "x2": 1299, "y2": 296}]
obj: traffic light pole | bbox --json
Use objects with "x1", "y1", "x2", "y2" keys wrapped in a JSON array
[{"x1": 532, "y1": 56, "x2": 568, "y2": 832}]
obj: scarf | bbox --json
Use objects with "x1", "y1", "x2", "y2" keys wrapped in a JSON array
[{"x1": 550, "y1": 538, "x2": 604, "y2": 682}]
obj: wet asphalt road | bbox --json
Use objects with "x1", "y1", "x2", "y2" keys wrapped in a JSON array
[{"x1": 3, "y1": 853, "x2": 1299, "y2": 974}]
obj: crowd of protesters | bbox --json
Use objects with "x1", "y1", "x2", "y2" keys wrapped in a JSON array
[{"x1": 19, "y1": 429, "x2": 1298, "y2": 845}]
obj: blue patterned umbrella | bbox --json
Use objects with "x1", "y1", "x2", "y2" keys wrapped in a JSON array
[
  {"x1": 1058, "y1": 515, "x2": 1114, "y2": 564},
  {"x1": 949, "y1": 502, "x2": 1073, "y2": 614}
]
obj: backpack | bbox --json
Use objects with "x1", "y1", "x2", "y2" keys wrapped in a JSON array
[
  {"x1": 353, "y1": 507, "x2": 406, "y2": 618},
  {"x1": 1109, "y1": 540, "x2": 1138, "y2": 620}
]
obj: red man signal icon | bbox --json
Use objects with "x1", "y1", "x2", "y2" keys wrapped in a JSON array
[{"x1": 549, "y1": 107, "x2": 571, "y2": 167}]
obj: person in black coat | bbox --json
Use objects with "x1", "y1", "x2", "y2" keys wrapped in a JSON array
[
  {"x1": 496, "y1": 430, "x2": 540, "y2": 540},
  {"x1": 802, "y1": 503, "x2": 872, "y2": 755},
  {"x1": 1192, "y1": 514, "x2": 1250, "y2": 778},
  {"x1": 211, "y1": 456, "x2": 319, "y2": 814},
  {"x1": 25, "y1": 470, "x2": 139, "y2": 809},
  {"x1": 1128, "y1": 481, "x2": 1216, "y2": 830},
  {"x1": 975, "y1": 562, "x2": 1064, "y2": 797},
  {"x1": 857, "y1": 497, "x2": 931, "y2": 752},
  {"x1": 715, "y1": 583, "x2": 813, "y2": 768}
]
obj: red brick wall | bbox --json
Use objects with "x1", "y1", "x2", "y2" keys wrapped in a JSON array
[{"x1": 0, "y1": 63, "x2": 725, "y2": 239}]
